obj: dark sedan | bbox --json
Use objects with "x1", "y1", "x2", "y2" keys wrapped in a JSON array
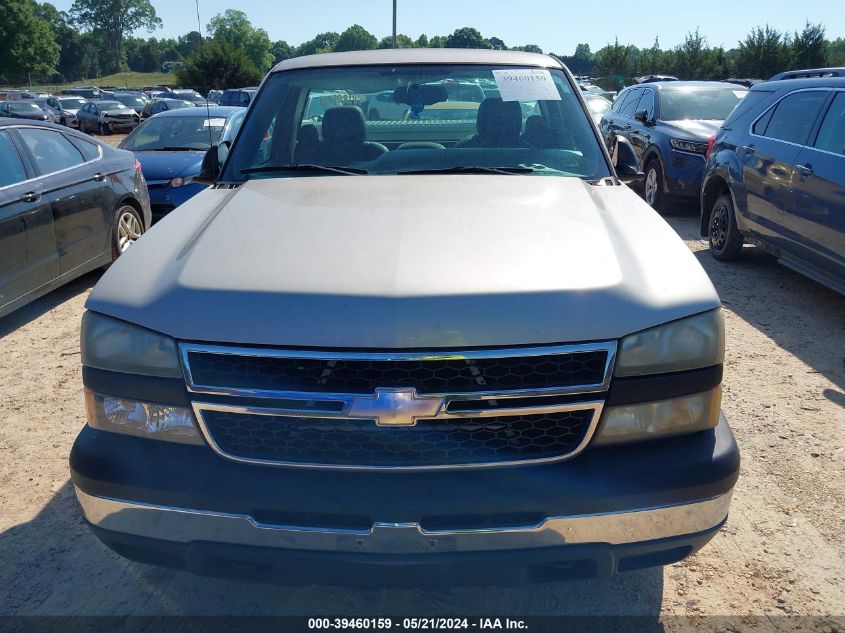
[
  {"x1": 600, "y1": 81, "x2": 747, "y2": 212},
  {"x1": 0, "y1": 101, "x2": 53, "y2": 122},
  {"x1": 0, "y1": 119, "x2": 151, "y2": 318}
]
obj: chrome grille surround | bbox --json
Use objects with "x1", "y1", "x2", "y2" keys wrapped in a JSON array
[{"x1": 181, "y1": 342, "x2": 616, "y2": 470}]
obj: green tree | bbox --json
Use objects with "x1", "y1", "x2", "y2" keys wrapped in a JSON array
[
  {"x1": 445, "y1": 27, "x2": 489, "y2": 49},
  {"x1": 489, "y1": 37, "x2": 507, "y2": 51},
  {"x1": 378, "y1": 34, "x2": 414, "y2": 49},
  {"x1": 271, "y1": 40, "x2": 294, "y2": 64},
  {"x1": 70, "y1": 0, "x2": 161, "y2": 74},
  {"x1": 33, "y1": 2, "x2": 85, "y2": 78},
  {"x1": 791, "y1": 22, "x2": 827, "y2": 69},
  {"x1": 574, "y1": 43, "x2": 593, "y2": 63},
  {"x1": 296, "y1": 32, "x2": 339, "y2": 56},
  {"x1": 735, "y1": 25, "x2": 792, "y2": 79},
  {"x1": 0, "y1": 0, "x2": 60, "y2": 77},
  {"x1": 829, "y1": 38, "x2": 845, "y2": 66},
  {"x1": 335, "y1": 24, "x2": 378, "y2": 52},
  {"x1": 416, "y1": 34, "x2": 429, "y2": 47},
  {"x1": 428, "y1": 35, "x2": 447, "y2": 48},
  {"x1": 176, "y1": 31, "x2": 203, "y2": 60},
  {"x1": 595, "y1": 37, "x2": 634, "y2": 88},
  {"x1": 512, "y1": 44, "x2": 543, "y2": 53},
  {"x1": 207, "y1": 9, "x2": 273, "y2": 71},
  {"x1": 175, "y1": 39, "x2": 261, "y2": 94}
]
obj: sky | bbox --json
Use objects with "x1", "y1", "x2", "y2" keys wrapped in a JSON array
[{"x1": 48, "y1": 0, "x2": 845, "y2": 54}]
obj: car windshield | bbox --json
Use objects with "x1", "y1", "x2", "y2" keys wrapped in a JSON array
[
  {"x1": 120, "y1": 115, "x2": 227, "y2": 151},
  {"x1": 177, "y1": 92, "x2": 204, "y2": 102},
  {"x1": 116, "y1": 95, "x2": 146, "y2": 106},
  {"x1": 585, "y1": 96, "x2": 611, "y2": 115},
  {"x1": 60, "y1": 98, "x2": 86, "y2": 109},
  {"x1": 98, "y1": 101, "x2": 128, "y2": 110},
  {"x1": 225, "y1": 64, "x2": 609, "y2": 181},
  {"x1": 659, "y1": 86, "x2": 747, "y2": 121},
  {"x1": 9, "y1": 102, "x2": 42, "y2": 112}
]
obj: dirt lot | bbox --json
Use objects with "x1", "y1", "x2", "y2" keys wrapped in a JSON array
[{"x1": 0, "y1": 201, "x2": 843, "y2": 630}]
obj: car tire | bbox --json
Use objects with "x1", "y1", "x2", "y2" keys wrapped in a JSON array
[
  {"x1": 59, "y1": 118, "x2": 66, "y2": 126},
  {"x1": 643, "y1": 158, "x2": 670, "y2": 214},
  {"x1": 708, "y1": 194, "x2": 744, "y2": 261},
  {"x1": 98, "y1": 122, "x2": 110, "y2": 135},
  {"x1": 111, "y1": 204, "x2": 144, "y2": 261}
]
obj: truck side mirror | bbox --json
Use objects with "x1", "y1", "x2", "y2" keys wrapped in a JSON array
[
  {"x1": 195, "y1": 141, "x2": 231, "y2": 185},
  {"x1": 614, "y1": 136, "x2": 645, "y2": 184}
]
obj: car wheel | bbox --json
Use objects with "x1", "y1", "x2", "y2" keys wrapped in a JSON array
[
  {"x1": 708, "y1": 194, "x2": 744, "y2": 261},
  {"x1": 112, "y1": 205, "x2": 144, "y2": 260},
  {"x1": 98, "y1": 122, "x2": 110, "y2": 135},
  {"x1": 643, "y1": 159, "x2": 669, "y2": 213},
  {"x1": 59, "y1": 117, "x2": 66, "y2": 126}
]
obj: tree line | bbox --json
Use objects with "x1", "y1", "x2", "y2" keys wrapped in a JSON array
[{"x1": 1, "y1": 0, "x2": 843, "y2": 90}]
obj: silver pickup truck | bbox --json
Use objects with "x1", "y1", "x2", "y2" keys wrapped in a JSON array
[{"x1": 70, "y1": 49, "x2": 738, "y2": 586}]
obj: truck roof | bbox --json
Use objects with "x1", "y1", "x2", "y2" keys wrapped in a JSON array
[{"x1": 272, "y1": 48, "x2": 562, "y2": 73}]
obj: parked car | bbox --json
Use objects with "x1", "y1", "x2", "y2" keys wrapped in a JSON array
[
  {"x1": 158, "y1": 89, "x2": 207, "y2": 106},
  {"x1": 118, "y1": 106, "x2": 245, "y2": 221},
  {"x1": 141, "y1": 98, "x2": 194, "y2": 119},
  {"x1": 35, "y1": 95, "x2": 87, "y2": 127},
  {"x1": 112, "y1": 92, "x2": 149, "y2": 114},
  {"x1": 62, "y1": 87, "x2": 106, "y2": 100},
  {"x1": 218, "y1": 88, "x2": 257, "y2": 107},
  {"x1": 207, "y1": 89, "x2": 223, "y2": 104},
  {"x1": 365, "y1": 90, "x2": 410, "y2": 120},
  {"x1": 0, "y1": 101, "x2": 52, "y2": 122},
  {"x1": 700, "y1": 73, "x2": 845, "y2": 294},
  {"x1": 0, "y1": 118, "x2": 151, "y2": 318},
  {"x1": 71, "y1": 49, "x2": 738, "y2": 585},
  {"x1": 634, "y1": 75, "x2": 679, "y2": 84},
  {"x1": 600, "y1": 81, "x2": 748, "y2": 212},
  {"x1": 76, "y1": 100, "x2": 140, "y2": 135},
  {"x1": 584, "y1": 93, "x2": 612, "y2": 126}
]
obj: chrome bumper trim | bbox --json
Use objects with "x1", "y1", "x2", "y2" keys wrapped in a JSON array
[{"x1": 76, "y1": 489, "x2": 732, "y2": 554}]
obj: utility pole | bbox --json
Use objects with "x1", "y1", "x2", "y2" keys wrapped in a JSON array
[{"x1": 392, "y1": 0, "x2": 397, "y2": 48}]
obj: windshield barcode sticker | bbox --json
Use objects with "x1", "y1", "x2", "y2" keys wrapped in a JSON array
[{"x1": 493, "y1": 69, "x2": 561, "y2": 102}]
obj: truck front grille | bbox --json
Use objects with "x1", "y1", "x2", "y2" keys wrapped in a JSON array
[
  {"x1": 183, "y1": 342, "x2": 615, "y2": 469},
  {"x1": 200, "y1": 409, "x2": 595, "y2": 468},
  {"x1": 186, "y1": 349, "x2": 608, "y2": 395}
]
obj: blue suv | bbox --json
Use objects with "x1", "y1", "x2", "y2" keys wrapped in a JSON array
[
  {"x1": 600, "y1": 81, "x2": 747, "y2": 213},
  {"x1": 700, "y1": 70, "x2": 845, "y2": 295}
]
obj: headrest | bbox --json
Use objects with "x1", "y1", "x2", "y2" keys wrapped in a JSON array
[
  {"x1": 298, "y1": 123, "x2": 320, "y2": 144},
  {"x1": 476, "y1": 98, "x2": 523, "y2": 138},
  {"x1": 322, "y1": 106, "x2": 366, "y2": 143}
]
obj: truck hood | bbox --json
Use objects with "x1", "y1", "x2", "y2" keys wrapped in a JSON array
[{"x1": 87, "y1": 176, "x2": 720, "y2": 348}]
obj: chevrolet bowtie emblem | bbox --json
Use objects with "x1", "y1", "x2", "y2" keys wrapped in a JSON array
[{"x1": 347, "y1": 388, "x2": 445, "y2": 427}]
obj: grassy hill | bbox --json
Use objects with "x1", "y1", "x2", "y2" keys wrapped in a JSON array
[{"x1": 27, "y1": 71, "x2": 177, "y2": 94}]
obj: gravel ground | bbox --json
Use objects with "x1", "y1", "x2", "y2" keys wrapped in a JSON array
[{"x1": 0, "y1": 197, "x2": 842, "y2": 631}]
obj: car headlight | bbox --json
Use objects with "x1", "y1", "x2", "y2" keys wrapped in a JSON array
[
  {"x1": 169, "y1": 176, "x2": 194, "y2": 188},
  {"x1": 593, "y1": 387, "x2": 721, "y2": 445},
  {"x1": 81, "y1": 311, "x2": 182, "y2": 378},
  {"x1": 670, "y1": 138, "x2": 709, "y2": 154},
  {"x1": 85, "y1": 390, "x2": 202, "y2": 444},
  {"x1": 615, "y1": 309, "x2": 724, "y2": 377}
]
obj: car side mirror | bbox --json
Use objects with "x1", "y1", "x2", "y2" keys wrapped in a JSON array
[
  {"x1": 634, "y1": 109, "x2": 651, "y2": 125},
  {"x1": 613, "y1": 135, "x2": 644, "y2": 184},
  {"x1": 195, "y1": 141, "x2": 231, "y2": 185}
]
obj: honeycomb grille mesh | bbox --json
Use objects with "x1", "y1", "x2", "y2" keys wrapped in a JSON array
[
  {"x1": 187, "y1": 350, "x2": 608, "y2": 395},
  {"x1": 201, "y1": 409, "x2": 595, "y2": 467}
]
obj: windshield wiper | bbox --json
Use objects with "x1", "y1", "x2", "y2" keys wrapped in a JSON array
[
  {"x1": 241, "y1": 164, "x2": 367, "y2": 176},
  {"x1": 397, "y1": 166, "x2": 535, "y2": 176}
]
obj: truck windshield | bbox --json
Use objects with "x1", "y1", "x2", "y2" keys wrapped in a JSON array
[{"x1": 224, "y1": 64, "x2": 610, "y2": 181}]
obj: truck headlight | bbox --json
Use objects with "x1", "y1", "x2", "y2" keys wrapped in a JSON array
[
  {"x1": 593, "y1": 387, "x2": 721, "y2": 445},
  {"x1": 85, "y1": 390, "x2": 202, "y2": 444},
  {"x1": 81, "y1": 311, "x2": 182, "y2": 378},
  {"x1": 614, "y1": 309, "x2": 724, "y2": 377}
]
